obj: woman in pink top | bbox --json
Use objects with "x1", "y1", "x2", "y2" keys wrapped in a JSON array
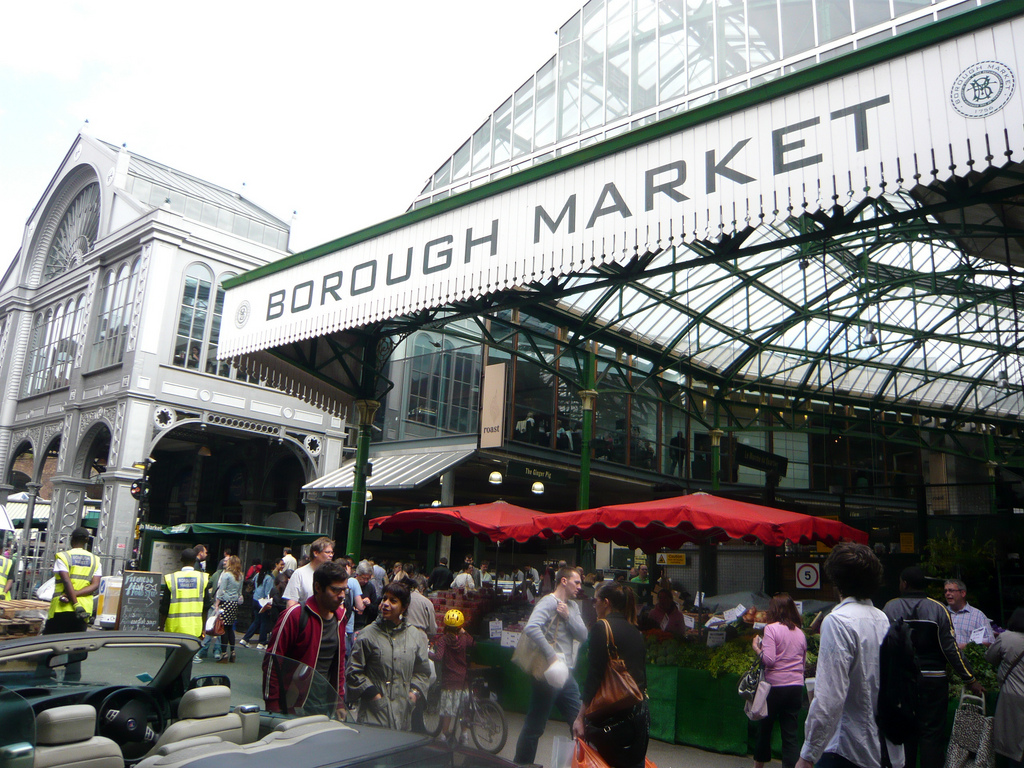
[{"x1": 751, "y1": 593, "x2": 807, "y2": 768}]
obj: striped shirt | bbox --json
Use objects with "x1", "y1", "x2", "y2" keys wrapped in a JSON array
[{"x1": 949, "y1": 602, "x2": 993, "y2": 646}]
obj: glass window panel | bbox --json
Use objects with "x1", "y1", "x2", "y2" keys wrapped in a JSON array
[
  {"x1": 492, "y1": 97, "x2": 513, "y2": 165},
  {"x1": 201, "y1": 202, "x2": 219, "y2": 227},
  {"x1": 687, "y1": 0, "x2": 715, "y2": 90},
  {"x1": 854, "y1": 0, "x2": 892, "y2": 30},
  {"x1": 559, "y1": 9, "x2": 581, "y2": 45},
  {"x1": 452, "y1": 139, "x2": 471, "y2": 180},
  {"x1": 581, "y1": 0, "x2": 606, "y2": 131},
  {"x1": 132, "y1": 179, "x2": 152, "y2": 204},
  {"x1": 632, "y1": 0, "x2": 658, "y2": 114},
  {"x1": 659, "y1": 0, "x2": 688, "y2": 101},
  {"x1": 748, "y1": 0, "x2": 782, "y2": 67},
  {"x1": 277, "y1": 230, "x2": 289, "y2": 250},
  {"x1": 231, "y1": 214, "x2": 249, "y2": 238},
  {"x1": 472, "y1": 120, "x2": 492, "y2": 173},
  {"x1": 717, "y1": 0, "x2": 747, "y2": 81},
  {"x1": 185, "y1": 197, "x2": 203, "y2": 220},
  {"x1": 167, "y1": 190, "x2": 186, "y2": 213},
  {"x1": 149, "y1": 184, "x2": 169, "y2": 207},
  {"x1": 535, "y1": 58, "x2": 557, "y2": 148},
  {"x1": 816, "y1": 0, "x2": 852, "y2": 43},
  {"x1": 433, "y1": 158, "x2": 452, "y2": 189},
  {"x1": 513, "y1": 77, "x2": 535, "y2": 159},
  {"x1": 263, "y1": 227, "x2": 280, "y2": 247},
  {"x1": 781, "y1": 0, "x2": 815, "y2": 57},
  {"x1": 248, "y1": 220, "x2": 264, "y2": 244},
  {"x1": 90, "y1": 258, "x2": 139, "y2": 370},
  {"x1": 558, "y1": 38, "x2": 581, "y2": 140},
  {"x1": 217, "y1": 208, "x2": 233, "y2": 231},
  {"x1": 606, "y1": 0, "x2": 631, "y2": 122}
]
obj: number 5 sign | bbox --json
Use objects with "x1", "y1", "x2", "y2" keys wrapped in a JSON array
[{"x1": 795, "y1": 562, "x2": 821, "y2": 590}]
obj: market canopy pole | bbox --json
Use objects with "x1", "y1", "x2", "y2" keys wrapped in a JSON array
[{"x1": 346, "y1": 398, "x2": 378, "y2": 560}]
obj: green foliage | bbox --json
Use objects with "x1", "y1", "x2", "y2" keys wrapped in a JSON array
[
  {"x1": 707, "y1": 638, "x2": 758, "y2": 678},
  {"x1": 948, "y1": 643, "x2": 998, "y2": 699},
  {"x1": 923, "y1": 530, "x2": 997, "y2": 606}
]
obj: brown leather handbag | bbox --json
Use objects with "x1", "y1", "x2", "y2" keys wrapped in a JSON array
[{"x1": 584, "y1": 619, "x2": 644, "y2": 720}]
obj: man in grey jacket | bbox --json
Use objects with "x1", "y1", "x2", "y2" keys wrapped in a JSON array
[{"x1": 513, "y1": 566, "x2": 588, "y2": 765}]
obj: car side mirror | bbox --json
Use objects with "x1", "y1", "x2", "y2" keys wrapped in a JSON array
[{"x1": 189, "y1": 674, "x2": 231, "y2": 689}]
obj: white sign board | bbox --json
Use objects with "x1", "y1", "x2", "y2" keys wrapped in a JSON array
[
  {"x1": 222, "y1": 16, "x2": 1024, "y2": 361},
  {"x1": 796, "y1": 563, "x2": 821, "y2": 590}
]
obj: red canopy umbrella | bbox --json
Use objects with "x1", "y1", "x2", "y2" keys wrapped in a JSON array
[
  {"x1": 502, "y1": 493, "x2": 868, "y2": 549},
  {"x1": 367, "y1": 500, "x2": 546, "y2": 543}
]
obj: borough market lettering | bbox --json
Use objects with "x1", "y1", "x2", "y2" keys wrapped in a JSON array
[{"x1": 266, "y1": 96, "x2": 889, "y2": 322}]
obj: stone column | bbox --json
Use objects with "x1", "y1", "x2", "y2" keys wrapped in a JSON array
[
  {"x1": 41, "y1": 476, "x2": 94, "y2": 578},
  {"x1": 0, "y1": 482, "x2": 12, "y2": 508},
  {"x1": 239, "y1": 500, "x2": 276, "y2": 565},
  {"x1": 95, "y1": 472, "x2": 143, "y2": 576}
]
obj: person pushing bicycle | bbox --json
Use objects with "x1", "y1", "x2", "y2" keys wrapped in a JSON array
[{"x1": 430, "y1": 608, "x2": 475, "y2": 742}]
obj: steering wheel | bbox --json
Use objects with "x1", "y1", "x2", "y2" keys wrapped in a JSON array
[{"x1": 95, "y1": 687, "x2": 167, "y2": 757}]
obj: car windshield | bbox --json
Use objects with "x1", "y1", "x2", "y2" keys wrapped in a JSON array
[{"x1": 0, "y1": 639, "x2": 178, "y2": 689}]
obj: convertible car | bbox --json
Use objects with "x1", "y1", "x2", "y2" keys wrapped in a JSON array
[{"x1": 0, "y1": 632, "x2": 515, "y2": 768}]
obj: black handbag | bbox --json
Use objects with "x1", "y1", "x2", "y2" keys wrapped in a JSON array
[{"x1": 738, "y1": 655, "x2": 764, "y2": 700}]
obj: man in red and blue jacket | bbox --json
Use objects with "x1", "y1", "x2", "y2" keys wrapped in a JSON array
[{"x1": 262, "y1": 560, "x2": 347, "y2": 716}]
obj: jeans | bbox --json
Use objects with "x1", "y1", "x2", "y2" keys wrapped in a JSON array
[
  {"x1": 903, "y1": 675, "x2": 949, "y2": 768},
  {"x1": 242, "y1": 610, "x2": 272, "y2": 645},
  {"x1": 754, "y1": 684, "x2": 803, "y2": 767},
  {"x1": 197, "y1": 633, "x2": 220, "y2": 659},
  {"x1": 513, "y1": 675, "x2": 582, "y2": 765}
]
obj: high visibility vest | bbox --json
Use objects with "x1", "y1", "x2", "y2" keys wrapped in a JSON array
[
  {"x1": 0, "y1": 555, "x2": 12, "y2": 599},
  {"x1": 49, "y1": 548, "x2": 99, "y2": 618},
  {"x1": 164, "y1": 569, "x2": 208, "y2": 637}
]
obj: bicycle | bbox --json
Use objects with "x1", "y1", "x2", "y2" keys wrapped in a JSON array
[{"x1": 423, "y1": 667, "x2": 508, "y2": 754}]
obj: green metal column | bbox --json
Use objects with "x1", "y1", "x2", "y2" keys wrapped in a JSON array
[
  {"x1": 577, "y1": 388, "x2": 598, "y2": 571},
  {"x1": 346, "y1": 399, "x2": 379, "y2": 560},
  {"x1": 710, "y1": 428, "x2": 724, "y2": 492}
]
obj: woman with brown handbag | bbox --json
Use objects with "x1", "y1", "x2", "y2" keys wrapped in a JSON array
[{"x1": 572, "y1": 582, "x2": 649, "y2": 768}]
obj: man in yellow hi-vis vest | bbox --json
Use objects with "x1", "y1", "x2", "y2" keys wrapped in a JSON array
[
  {"x1": 45, "y1": 527, "x2": 101, "y2": 635},
  {"x1": 160, "y1": 548, "x2": 210, "y2": 638},
  {"x1": 0, "y1": 551, "x2": 14, "y2": 599}
]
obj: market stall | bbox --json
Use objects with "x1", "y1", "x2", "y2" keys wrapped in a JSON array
[{"x1": 368, "y1": 493, "x2": 871, "y2": 755}]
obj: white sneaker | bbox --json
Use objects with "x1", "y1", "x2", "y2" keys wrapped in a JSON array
[
  {"x1": 238, "y1": 639, "x2": 249, "y2": 648},
  {"x1": 256, "y1": 643, "x2": 266, "y2": 650}
]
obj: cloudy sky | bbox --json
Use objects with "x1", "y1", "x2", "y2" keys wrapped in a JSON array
[{"x1": 0, "y1": 1, "x2": 581, "y2": 273}]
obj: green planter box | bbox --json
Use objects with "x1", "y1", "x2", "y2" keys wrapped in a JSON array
[
  {"x1": 645, "y1": 665, "x2": 679, "y2": 743},
  {"x1": 673, "y1": 669, "x2": 749, "y2": 755}
]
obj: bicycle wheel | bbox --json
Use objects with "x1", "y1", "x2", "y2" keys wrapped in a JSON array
[
  {"x1": 469, "y1": 698, "x2": 507, "y2": 754},
  {"x1": 422, "y1": 688, "x2": 443, "y2": 737}
]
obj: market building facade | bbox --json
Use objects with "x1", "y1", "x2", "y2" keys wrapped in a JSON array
[
  {"x1": 0, "y1": 134, "x2": 346, "y2": 595},
  {"x1": 219, "y1": 0, "x2": 1024, "y2": 607}
]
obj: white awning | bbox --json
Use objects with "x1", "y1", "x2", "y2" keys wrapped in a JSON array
[{"x1": 304, "y1": 446, "x2": 476, "y2": 493}]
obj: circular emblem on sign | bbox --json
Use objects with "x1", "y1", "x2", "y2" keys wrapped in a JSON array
[
  {"x1": 795, "y1": 563, "x2": 821, "y2": 590},
  {"x1": 234, "y1": 300, "x2": 251, "y2": 329},
  {"x1": 951, "y1": 61, "x2": 1015, "y2": 118},
  {"x1": 153, "y1": 406, "x2": 176, "y2": 430}
]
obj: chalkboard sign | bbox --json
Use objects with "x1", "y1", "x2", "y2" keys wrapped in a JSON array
[{"x1": 116, "y1": 571, "x2": 163, "y2": 632}]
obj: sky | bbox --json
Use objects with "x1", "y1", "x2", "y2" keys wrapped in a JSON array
[{"x1": 0, "y1": 1, "x2": 582, "y2": 274}]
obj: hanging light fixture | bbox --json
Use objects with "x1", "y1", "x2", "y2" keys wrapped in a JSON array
[
  {"x1": 198, "y1": 445, "x2": 212, "y2": 457},
  {"x1": 488, "y1": 470, "x2": 503, "y2": 485},
  {"x1": 365, "y1": 490, "x2": 373, "y2": 502},
  {"x1": 531, "y1": 481, "x2": 545, "y2": 495},
  {"x1": 996, "y1": 368, "x2": 1009, "y2": 390}
]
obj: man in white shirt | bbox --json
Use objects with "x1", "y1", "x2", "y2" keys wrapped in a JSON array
[
  {"x1": 282, "y1": 547, "x2": 297, "y2": 573},
  {"x1": 451, "y1": 563, "x2": 476, "y2": 592},
  {"x1": 797, "y1": 542, "x2": 899, "y2": 768},
  {"x1": 283, "y1": 537, "x2": 334, "y2": 609}
]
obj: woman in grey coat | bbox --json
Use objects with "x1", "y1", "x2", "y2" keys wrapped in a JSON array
[
  {"x1": 987, "y1": 607, "x2": 1024, "y2": 767},
  {"x1": 346, "y1": 581, "x2": 430, "y2": 729}
]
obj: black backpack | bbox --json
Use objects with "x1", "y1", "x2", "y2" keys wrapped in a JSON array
[{"x1": 876, "y1": 612, "x2": 922, "y2": 745}]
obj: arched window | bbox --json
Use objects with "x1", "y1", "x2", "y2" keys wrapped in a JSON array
[
  {"x1": 173, "y1": 267, "x2": 250, "y2": 380},
  {"x1": 23, "y1": 294, "x2": 86, "y2": 396},
  {"x1": 91, "y1": 258, "x2": 140, "y2": 369}
]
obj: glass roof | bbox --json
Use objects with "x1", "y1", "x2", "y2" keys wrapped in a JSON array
[
  {"x1": 414, "y1": 0, "x2": 989, "y2": 208},
  {"x1": 536, "y1": 185, "x2": 1024, "y2": 419}
]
